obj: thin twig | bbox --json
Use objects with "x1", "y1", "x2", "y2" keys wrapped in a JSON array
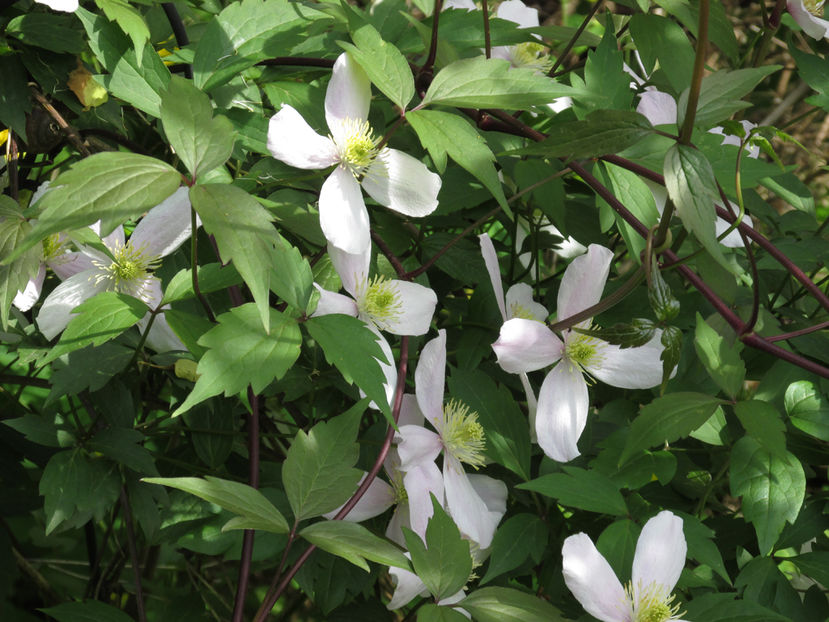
[
  {"x1": 161, "y1": 3, "x2": 192, "y2": 79},
  {"x1": 119, "y1": 487, "x2": 147, "y2": 622},
  {"x1": 548, "y1": 0, "x2": 604, "y2": 77},
  {"x1": 30, "y1": 89, "x2": 91, "y2": 157}
]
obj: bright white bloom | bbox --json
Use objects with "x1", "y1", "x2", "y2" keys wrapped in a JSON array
[
  {"x1": 396, "y1": 330, "x2": 507, "y2": 549},
  {"x1": 492, "y1": 245, "x2": 665, "y2": 462},
  {"x1": 36, "y1": 187, "x2": 194, "y2": 353},
  {"x1": 34, "y1": 0, "x2": 79, "y2": 11},
  {"x1": 562, "y1": 511, "x2": 688, "y2": 622},
  {"x1": 515, "y1": 215, "x2": 587, "y2": 265},
  {"x1": 267, "y1": 53, "x2": 441, "y2": 255},
  {"x1": 788, "y1": 0, "x2": 829, "y2": 39}
]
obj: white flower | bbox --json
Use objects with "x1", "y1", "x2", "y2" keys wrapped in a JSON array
[
  {"x1": 267, "y1": 53, "x2": 441, "y2": 254},
  {"x1": 490, "y1": 1, "x2": 552, "y2": 73},
  {"x1": 492, "y1": 245, "x2": 665, "y2": 462},
  {"x1": 36, "y1": 187, "x2": 194, "y2": 353},
  {"x1": 788, "y1": 0, "x2": 829, "y2": 39},
  {"x1": 562, "y1": 511, "x2": 688, "y2": 622},
  {"x1": 34, "y1": 0, "x2": 79, "y2": 11},
  {"x1": 396, "y1": 330, "x2": 507, "y2": 549}
]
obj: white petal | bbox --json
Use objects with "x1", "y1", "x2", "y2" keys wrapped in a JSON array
[
  {"x1": 35, "y1": 0, "x2": 78, "y2": 10},
  {"x1": 101, "y1": 224, "x2": 125, "y2": 250},
  {"x1": 374, "y1": 281, "x2": 437, "y2": 336},
  {"x1": 319, "y1": 167, "x2": 371, "y2": 254},
  {"x1": 636, "y1": 90, "x2": 677, "y2": 126},
  {"x1": 645, "y1": 178, "x2": 668, "y2": 216},
  {"x1": 540, "y1": 222, "x2": 587, "y2": 259},
  {"x1": 415, "y1": 329, "x2": 447, "y2": 429},
  {"x1": 36, "y1": 271, "x2": 106, "y2": 340},
  {"x1": 536, "y1": 363, "x2": 589, "y2": 462},
  {"x1": 13, "y1": 264, "x2": 46, "y2": 312},
  {"x1": 323, "y1": 472, "x2": 395, "y2": 522},
  {"x1": 311, "y1": 285, "x2": 359, "y2": 317},
  {"x1": 385, "y1": 505, "x2": 409, "y2": 547},
  {"x1": 131, "y1": 187, "x2": 194, "y2": 259},
  {"x1": 328, "y1": 243, "x2": 370, "y2": 298},
  {"x1": 387, "y1": 566, "x2": 429, "y2": 610},
  {"x1": 715, "y1": 208, "x2": 754, "y2": 249},
  {"x1": 361, "y1": 148, "x2": 441, "y2": 218},
  {"x1": 557, "y1": 244, "x2": 613, "y2": 322},
  {"x1": 496, "y1": 0, "x2": 539, "y2": 28},
  {"x1": 443, "y1": 455, "x2": 499, "y2": 549},
  {"x1": 142, "y1": 312, "x2": 187, "y2": 353},
  {"x1": 520, "y1": 372, "x2": 538, "y2": 442},
  {"x1": 267, "y1": 105, "x2": 339, "y2": 170},
  {"x1": 788, "y1": 0, "x2": 829, "y2": 39},
  {"x1": 50, "y1": 251, "x2": 95, "y2": 281},
  {"x1": 709, "y1": 120, "x2": 759, "y2": 158},
  {"x1": 490, "y1": 46, "x2": 514, "y2": 63},
  {"x1": 492, "y1": 318, "x2": 563, "y2": 373},
  {"x1": 562, "y1": 533, "x2": 628, "y2": 622},
  {"x1": 396, "y1": 425, "x2": 443, "y2": 471},
  {"x1": 443, "y1": 0, "x2": 477, "y2": 9},
  {"x1": 467, "y1": 473, "x2": 508, "y2": 517},
  {"x1": 368, "y1": 327, "x2": 398, "y2": 411},
  {"x1": 398, "y1": 393, "x2": 425, "y2": 427},
  {"x1": 479, "y1": 233, "x2": 507, "y2": 320},
  {"x1": 403, "y1": 461, "x2": 445, "y2": 541},
  {"x1": 585, "y1": 333, "x2": 665, "y2": 390},
  {"x1": 632, "y1": 511, "x2": 687, "y2": 602},
  {"x1": 325, "y1": 53, "x2": 372, "y2": 144},
  {"x1": 505, "y1": 283, "x2": 548, "y2": 322}
]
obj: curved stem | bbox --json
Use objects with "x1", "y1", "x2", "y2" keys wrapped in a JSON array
[{"x1": 548, "y1": 0, "x2": 604, "y2": 77}]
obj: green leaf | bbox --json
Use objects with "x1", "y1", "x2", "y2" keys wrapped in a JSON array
[
  {"x1": 480, "y1": 514, "x2": 547, "y2": 584},
  {"x1": 47, "y1": 344, "x2": 133, "y2": 403},
  {"x1": 142, "y1": 476, "x2": 289, "y2": 534},
  {"x1": 681, "y1": 592, "x2": 791, "y2": 621},
  {"x1": 41, "y1": 292, "x2": 147, "y2": 365},
  {"x1": 282, "y1": 408, "x2": 363, "y2": 521},
  {"x1": 620, "y1": 393, "x2": 723, "y2": 464},
  {"x1": 0, "y1": 56, "x2": 31, "y2": 139},
  {"x1": 679, "y1": 512, "x2": 731, "y2": 584},
  {"x1": 299, "y1": 520, "x2": 411, "y2": 572},
  {"x1": 629, "y1": 13, "x2": 695, "y2": 93},
  {"x1": 21, "y1": 153, "x2": 181, "y2": 246},
  {"x1": 40, "y1": 449, "x2": 120, "y2": 534},
  {"x1": 792, "y1": 552, "x2": 829, "y2": 586},
  {"x1": 0, "y1": 200, "x2": 41, "y2": 329},
  {"x1": 404, "y1": 496, "x2": 471, "y2": 601},
  {"x1": 269, "y1": 233, "x2": 315, "y2": 313},
  {"x1": 173, "y1": 305, "x2": 301, "y2": 416},
  {"x1": 304, "y1": 314, "x2": 392, "y2": 420},
  {"x1": 193, "y1": 0, "x2": 328, "y2": 91},
  {"x1": 729, "y1": 436, "x2": 805, "y2": 554},
  {"x1": 654, "y1": 0, "x2": 739, "y2": 62},
  {"x1": 784, "y1": 380, "x2": 829, "y2": 441},
  {"x1": 41, "y1": 601, "x2": 134, "y2": 622},
  {"x1": 162, "y1": 263, "x2": 243, "y2": 305},
  {"x1": 161, "y1": 76, "x2": 235, "y2": 179},
  {"x1": 421, "y1": 57, "x2": 572, "y2": 109},
  {"x1": 596, "y1": 519, "x2": 639, "y2": 583},
  {"x1": 190, "y1": 183, "x2": 281, "y2": 331},
  {"x1": 664, "y1": 144, "x2": 733, "y2": 272},
  {"x1": 94, "y1": 0, "x2": 150, "y2": 61},
  {"x1": 789, "y1": 43, "x2": 829, "y2": 99},
  {"x1": 88, "y1": 428, "x2": 158, "y2": 475},
  {"x1": 76, "y1": 8, "x2": 171, "y2": 117},
  {"x1": 518, "y1": 466, "x2": 627, "y2": 515},
  {"x1": 407, "y1": 109, "x2": 508, "y2": 214},
  {"x1": 512, "y1": 111, "x2": 653, "y2": 160},
  {"x1": 571, "y1": 15, "x2": 631, "y2": 114},
  {"x1": 573, "y1": 318, "x2": 656, "y2": 349},
  {"x1": 648, "y1": 258, "x2": 680, "y2": 322},
  {"x1": 659, "y1": 325, "x2": 682, "y2": 389},
  {"x1": 693, "y1": 313, "x2": 746, "y2": 399},
  {"x1": 6, "y1": 14, "x2": 85, "y2": 54},
  {"x1": 340, "y1": 14, "x2": 414, "y2": 110},
  {"x1": 734, "y1": 400, "x2": 786, "y2": 459},
  {"x1": 418, "y1": 604, "x2": 470, "y2": 622},
  {"x1": 460, "y1": 587, "x2": 567, "y2": 622}
]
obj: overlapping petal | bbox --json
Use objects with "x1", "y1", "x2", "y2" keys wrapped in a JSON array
[
  {"x1": 396, "y1": 425, "x2": 443, "y2": 470},
  {"x1": 36, "y1": 271, "x2": 107, "y2": 340},
  {"x1": 556, "y1": 244, "x2": 613, "y2": 321},
  {"x1": 414, "y1": 329, "x2": 447, "y2": 428},
  {"x1": 443, "y1": 454, "x2": 499, "y2": 549},
  {"x1": 562, "y1": 533, "x2": 627, "y2": 622},
  {"x1": 631, "y1": 511, "x2": 687, "y2": 602},
  {"x1": 504, "y1": 283, "x2": 548, "y2": 322},
  {"x1": 536, "y1": 362, "x2": 589, "y2": 462},
  {"x1": 788, "y1": 0, "x2": 829, "y2": 39},
  {"x1": 311, "y1": 286, "x2": 359, "y2": 317},
  {"x1": 266, "y1": 105, "x2": 339, "y2": 170},
  {"x1": 584, "y1": 332, "x2": 666, "y2": 390},
  {"x1": 319, "y1": 166, "x2": 371, "y2": 254},
  {"x1": 375, "y1": 281, "x2": 437, "y2": 336},
  {"x1": 325, "y1": 53, "x2": 371, "y2": 143},
  {"x1": 492, "y1": 318, "x2": 563, "y2": 373},
  {"x1": 131, "y1": 187, "x2": 195, "y2": 258},
  {"x1": 361, "y1": 148, "x2": 441, "y2": 218}
]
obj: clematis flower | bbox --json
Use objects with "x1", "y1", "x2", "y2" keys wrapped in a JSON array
[
  {"x1": 267, "y1": 53, "x2": 441, "y2": 254},
  {"x1": 36, "y1": 187, "x2": 194, "y2": 353},
  {"x1": 562, "y1": 510, "x2": 687, "y2": 622},
  {"x1": 490, "y1": 1, "x2": 553, "y2": 73},
  {"x1": 788, "y1": 0, "x2": 829, "y2": 39},
  {"x1": 492, "y1": 244, "x2": 665, "y2": 462},
  {"x1": 34, "y1": 0, "x2": 78, "y2": 11},
  {"x1": 396, "y1": 330, "x2": 507, "y2": 549}
]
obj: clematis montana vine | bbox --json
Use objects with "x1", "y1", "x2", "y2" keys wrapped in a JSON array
[
  {"x1": 267, "y1": 52, "x2": 441, "y2": 254},
  {"x1": 36, "y1": 187, "x2": 194, "y2": 353},
  {"x1": 562, "y1": 511, "x2": 687, "y2": 622},
  {"x1": 34, "y1": 0, "x2": 78, "y2": 11},
  {"x1": 492, "y1": 244, "x2": 665, "y2": 462},
  {"x1": 396, "y1": 330, "x2": 507, "y2": 549},
  {"x1": 788, "y1": 0, "x2": 829, "y2": 39}
]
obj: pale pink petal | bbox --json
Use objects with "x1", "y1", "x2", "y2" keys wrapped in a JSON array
[
  {"x1": 13, "y1": 264, "x2": 46, "y2": 312},
  {"x1": 387, "y1": 565, "x2": 429, "y2": 610},
  {"x1": 396, "y1": 425, "x2": 443, "y2": 470},
  {"x1": 492, "y1": 318, "x2": 563, "y2": 373},
  {"x1": 583, "y1": 333, "x2": 665, "y2": 390},
  {"x1": 142, "y1": 312, "x2": 187, "y2": 353},
  {"x1": 398, "y1": 393, "x2": 425, "y2": 427},
  {"x1": 311, "y1": 286, "x2": 359, "y2": 317},
  {"x1": 443, "y1": 455, "x2": 498, "y2": 549},
  {"x1": 385, "y1": 505, "x2": 409, "y2": 547},
  {"x1": 479, "y1": 233, "x2": 507, "y2": 320},
  {"x1": 490, "y1": 46, "x2": 513, "y2": 62},
  {"x1": 267, "y1": 105, "x2": 339, "y2": 170},
  {"x1": 131, "y1": 187, "x2": 194, "y2": 259},
  {"x1": 319, "y1": 167, "x2": 371, "y2": 254},
  {"x1": 496, "y1": 0, "x2": 540, "y2": 28},
  {"x1": 361, "y1": 148, "x2": 441, "y2": 218},
  {"x1": 788, "y1": 0, "x2": 829, "y2": 39},
  {"x1": 374, "y1": 281, "x2": 437, "y2": 336},
  {"x1": 562, "y1": 533, "x2": 628, "y2": 622},
  {"x1": 328, "y1": 243, "x2": 370, "y2": 299},
  {"x1": 536, "y1": 362, "x2": 589, "y2": 462},
  {"x1": 443, "y1": 0, "x2": 477, "y2": 10},
  {"x1": 505, "y1": 283, "x2": 548, "y2": 322},
  {"x1": 369, "y1": 327, "x2": 398, "y2": 411},
  {"x1": 325, "y1": 53, "x2": 372, "y2": 144},
  {"x1": 415, "y1": 329, "x2": 447, "y2": 429},
  {"x1": 403, "y1": 461, "x2": 445, "y2": 541},
  {"x1": 557, "y1": 244, "x2": 614, "y2": 322},
  {"x1": 323, "y1": 472, "x2": 395, "y2": 522},
  {"x1": 636, "y1": 90, "x2": 677, "y2": 126},
  {"x1": 100, "y1": 224, "x2": 125, "y2": 250},
  {"x1": 467, "y1": 474, "x2": 507, "y2": 517},
  {"x1": 520, "y1": 372, "x2": 538, "y2": 442},
  {"x1": 49, "y1": 251, "x2": 95, "y2": 280},
  {"x1": 36, "y1": 270, "x2": 106, "y2": 340},
  {"x1": 632, "y1": 511, "x2": 687, "y2": 602}
]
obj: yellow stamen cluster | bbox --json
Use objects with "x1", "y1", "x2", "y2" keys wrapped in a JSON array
[
  {"x1": 359, "y1": 276, "x2": 402, "y2": 325},
  {"x1": 565, "y1": 331, "x2": 603, "y2": 370},
  {"x1": 92, "y1": 241, "x2": 159, "y2": 297},
  {"x1": 441, "y1": 399, "x2": 486, "y2": 469},
  {"x1": 627, "y1": 582, "x2": 682, "y2": 622},
  {"x1": 336, "y1": 118, "x2": 379, "y2": 176},
  {"x1": 42, "y1": 234, "x2": 68, "y2": 261},
  {"x1": 511, "y1": 42, "x2": 554, "y2": 73},
  {"x1": 804, "y1": 0, "x2": 825, "y2": 15},
  {"x1": 509, "y1": 301, "x2": 537, "y2": 320}
]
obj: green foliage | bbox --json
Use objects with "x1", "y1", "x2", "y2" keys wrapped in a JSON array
[
  {"x1": 0, "y1": 198, "x2": 41, "y2": 329},
  {"x1": 41, "y1": 600, "x2": 135, "y2": 622},
  {"x1": 299, "y1": 520, "x2": 411, "y2": 571},
  {"x1": 693, "y1": 312, "x2": 746, "y2": 398},
  {"x1": 518, "y1": 466, "x2": 628, "y2": 515},
  {"x1": 480, "y1": 513, "x2": 547, "y2": 584},
  {"x1": 784, "y1": 380, "x2": 829, "y2": 441},
  {"x1": 460, "y1": 586, "x2": 567, "y2": 622}
]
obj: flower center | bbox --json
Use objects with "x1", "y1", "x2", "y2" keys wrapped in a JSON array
[
  {"x1": 42, "y1": 233, "x2": 68, "y2": 261},
  {"x1": 92, "y1": 241, "x2": 159, "y2": 296},
  {"x1": 804, "y1": 0, "x2": 824, "y2": 15},
  {"x1": 509, "y1": 300, "x2": 537, "y2": 320},
  {"x1": 628, "y1": 582, "x2": 682, "y2": 622},
  {"x1": 358, "y1": 276, "x2": 402, "y2": 326},
  {"x1": 336, "y1": 118, "x2": 379, "y2": 176},
  {"x1": 441, "y1": 399, "x2": 486, "y2": 469},
  {"x1": 511, "y1": 42, "x2": 554, "y2": 73},
  {"x1": 564, "y1": 332, "x2": 603, "y2": 369}
]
